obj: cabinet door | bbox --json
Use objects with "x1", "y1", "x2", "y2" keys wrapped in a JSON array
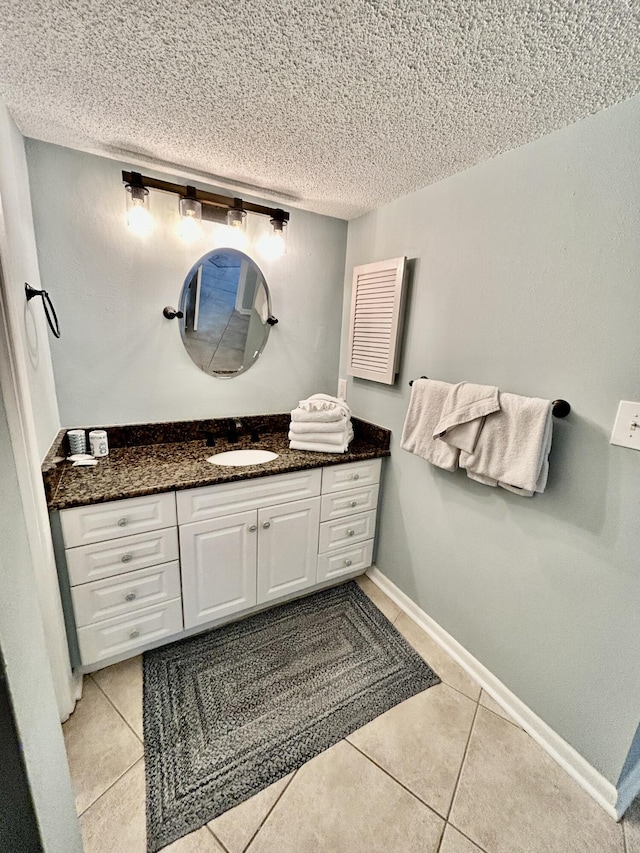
[
  {"x1": 257, "y1": 497, "x2": 320, "y2": 604},
  {"x1": 180, "y1": 510, "x2": 257, "y2": 629}
]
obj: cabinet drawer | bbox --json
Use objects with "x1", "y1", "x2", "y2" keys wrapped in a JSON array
[
  {"x1": 65, "y1": 527, "x2": 179, "y2": 586},
  {"x1": 177, "y1": 468, "x2": 322, "y2": 524},
  {"x1": 317, "y1": 540, "x2": 374, "y2": 582},
  {"x1": 320, "y1": 484, "x2": 379, "y2": 522},
  {"x1": 61, "y1": 493, "x2": 176, "y2": 548},
  {"x1": 71, "y1": 561, "x2": 181, "y2": 627},
  {"x1": 321, "y1": 459, "x2": 381, "y2": 494},
  {"x1": 318, "y1": 510, "x2": 377, "y2": 552},
  {"x1": 76, "y1": 598, "x2": 183, "y2": 666}
]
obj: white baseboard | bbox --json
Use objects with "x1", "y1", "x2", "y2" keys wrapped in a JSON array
[{"x1": 366, "y1": 566, "x2": 621, "y2": 820}]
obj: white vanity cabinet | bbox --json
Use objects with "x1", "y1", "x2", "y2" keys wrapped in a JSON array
[
  {"x1": 56, "y1": 458, "x2": 382, "y2": 672},
  {"x1": 59, "y1": 493, "x2": 183, "y2": 667},
  {"x1": 177, "y1": 469, "x2": 322, "y2": 627}
]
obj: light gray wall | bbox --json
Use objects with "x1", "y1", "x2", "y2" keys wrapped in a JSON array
[
  {"x1": 0, "y1": 390, "x2": 81, "y2": 851},
  {"x1": 0, "y1": 103, "x2": 60, "y2": 459},
  {"x1": 0, "y1": 104, "x2": 77, "y2": 721},
  {"x1": 340, "y1": 94, "x2": 640, "y2": 784},
  {"x1": 26, "y1": 142, "x2": 347, "y2": 428}
]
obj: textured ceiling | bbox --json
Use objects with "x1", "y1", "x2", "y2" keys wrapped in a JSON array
[{"x1": 2, "y1": 1, "x2": 640, "y2": 219}]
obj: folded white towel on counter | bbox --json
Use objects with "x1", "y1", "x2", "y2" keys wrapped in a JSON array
[
  {"x1": 400, "y1": 378, "x2": 460, "y2": 471},
  {"x1": 460, "y1": 393, "x2": 553, "y2": 496},
  {"x1": 291, "y1": 406, "x2": 346, "y2": 423},
  {"x1": 288, "y1": 415, "x2": 350, "y2": 433},
  {"x1": 289, "y1": 438, "x2": 352, "y2": 453},
  {"x1": 297, "y1": 393, "x2": 351, "y2": 417},
  {"x1": 288, "y1": 426, "x2": 354, "y2": 445},
  {"x1": 433, "y1": 381, "x2": 500, "y2": 454}
]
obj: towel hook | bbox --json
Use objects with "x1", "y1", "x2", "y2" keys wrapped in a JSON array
[{"x1": 25, "y1": 283, "x2": 60, "y2": 338}]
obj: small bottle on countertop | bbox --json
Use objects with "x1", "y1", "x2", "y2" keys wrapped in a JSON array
[{"x1": 89, "y1": 429, "x2": 109, "y2": 457}]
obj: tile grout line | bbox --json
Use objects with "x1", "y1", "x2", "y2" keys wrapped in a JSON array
[
  {"x1": 437, "y1": 679, "x2": 480, "y2": 705},
  {"x1": 444, "y1": 695, "x2": 481, "y2": 825},
  {"x1": 477, "y1": 698, "x2": 520, "y2": 730},
  {"x1": 445, "y1": 822, "x2": 492, "y2": 853},
  {"x1": 205, "y1": 824, "x2": 231, "y2": 853},
  {"x1": 90, "y1": 673, "x2": 145, "y2": 745},
  {"x1": 345, "y1": 738, "x2": 448, "y2": 823},
  {"x1": 77, "y1": 755, "x2": 145, "y2": 819},
  {"x1": 434, "y1": 697, "x2": 482, "y2": 853},
  {"x1": 243, "y1": 769, "x2": 299, "y2": 852},
  {"x1": 434, "y1": 820, "x2": 447, "y2": 853}
]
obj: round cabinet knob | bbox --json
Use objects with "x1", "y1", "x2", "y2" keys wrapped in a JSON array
[
  {"x1": 352, "y1": 473, "x2": 360, "y2": 480},
  {"x1": 344, "y1": 559, "x2": 353, "y2": 567},
  {"x1": 125, "y1": 592, "x2": 137, "y2": 602},
  {"x1": 248, "y1": 524, "x2": 257, "y2": 532},
  {"x1": 350, "y1": 501, "x2": 358, "y2": 508},
  {"x1": 129, "y1": 629, "x2": 140, "y2": 639},
  {"x1": 118, "y1": 517, "x2": 128, "y2": 527},
  {"x1": 263, "y1": 521, "x2": 271, "y2": 529},
  {"x1": 347, "y1": 529, "x2": 355, "y2": 537},
  {"x1": 121, "y1": 553, "x2": 133, "y2": 563}
]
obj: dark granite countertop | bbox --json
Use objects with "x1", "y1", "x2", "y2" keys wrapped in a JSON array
[{"x1": 43, "y1": 414, "x2": 391, "y2": 511}]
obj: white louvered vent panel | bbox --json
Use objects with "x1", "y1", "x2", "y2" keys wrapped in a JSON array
[{"x1": 347, "y1": 257, "x2": 407, "y2": 384}]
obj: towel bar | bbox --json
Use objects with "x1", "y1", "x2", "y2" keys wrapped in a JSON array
[{"x1": 407, "y1": 378, "x2": 571, "y2": 418}]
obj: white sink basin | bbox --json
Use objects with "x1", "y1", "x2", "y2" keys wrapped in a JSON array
[{"x1": 207, "y1": 449, "x2": 279, "y2": 467}]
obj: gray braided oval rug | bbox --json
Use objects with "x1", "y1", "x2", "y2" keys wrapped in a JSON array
[{"x1": 143, "y1": 580, "x2": 439, "y2": 852}]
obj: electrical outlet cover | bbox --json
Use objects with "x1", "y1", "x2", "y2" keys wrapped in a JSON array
[
  {"x1": 337, "y1": 378, "x2": 348, "y2": 401},
  {"x1": 610, "y1": 401, "x2": 640, "y2": 450}
]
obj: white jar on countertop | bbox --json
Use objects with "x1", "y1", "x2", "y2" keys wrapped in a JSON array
[{"x1": 89, "y1": 429, "x2": 109, "y2": 457}]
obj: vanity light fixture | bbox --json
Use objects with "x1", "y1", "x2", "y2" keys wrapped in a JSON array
[
  {"x1": 122, "y1": 171, "x2": 290, "y2": 251},
  {"x1": 125, "y1": 174, "x2": 153, "y2": 236},
  {"x1": 178, "y1": 186, "x2": 203, "y2": 243}
]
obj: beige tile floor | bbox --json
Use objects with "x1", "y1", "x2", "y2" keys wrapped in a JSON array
[{"x1": 64, "y1": 575, "x2": 633, "y2": 852}]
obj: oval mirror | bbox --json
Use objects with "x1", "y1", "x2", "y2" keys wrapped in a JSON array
[{"x1": 178, "y1": 248, "x2": 274, "y2": 378}]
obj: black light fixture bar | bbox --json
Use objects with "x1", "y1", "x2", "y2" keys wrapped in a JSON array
[{"x1": 121, "y1": 171, "x2": 290, "y2": 223}]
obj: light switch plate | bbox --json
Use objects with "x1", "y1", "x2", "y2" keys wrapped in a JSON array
[
  {"x1": 337, "y1": 378, "x2": 348, "y2": 401},
  {"x1": 610, "y1": 401, "x2": 640, "y2": 450}
]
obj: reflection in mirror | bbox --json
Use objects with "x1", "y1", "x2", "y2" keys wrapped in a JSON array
[{"x1": 178, "y1": 248, "x2": 273, "y2": 378}]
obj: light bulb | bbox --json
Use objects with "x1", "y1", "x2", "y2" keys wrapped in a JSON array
[
  {"x1": 178, "y1": 214, "x2": 202, "y2": 243},
  {"x1": 225, "y1": 224, "x2": 248, "y2": 249},
  {"x1": 125, "y1": 184, "x2": 153, "y2": 236},
  {"x1": 224, "y1": 207, "x2": 248, "y2": 248},
  {"x1": 259, "y1": 226, "x2": 287, "y2": 261},
  {"x1": 127, "y1": 200, "x2": 153, "y2": 236},
  {"x1": 178, "y1": 196, "x2": 202, "y2": 242}
]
